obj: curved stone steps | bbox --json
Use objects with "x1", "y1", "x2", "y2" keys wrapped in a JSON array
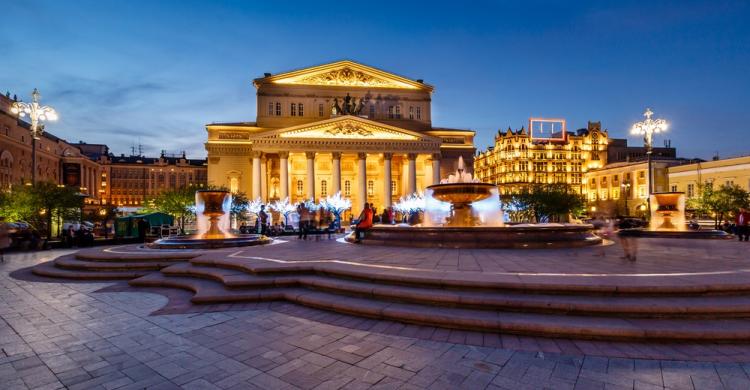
[
  {"x1": 127, "y1": 272, "x2": 750, "y2": 342},
  {"x1": 55, "y1": 256, "x2": 181, "y2": 272},
  {"x1": 75, "y1": 247, "x2": 199, "y2": 262},
  {"x1": 192, "y1": 256, "x2": 750, "y2": 296},
  {"x1": 160, "y1": 263, "x2": 750, "y2": 318},
  {"x1": 32, "y1": 261, "x2": 149, "y2": 280}
]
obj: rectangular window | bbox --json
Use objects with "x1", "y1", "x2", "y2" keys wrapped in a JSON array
[
  {"x1": 321, "y1": 180, "x2": 327, "y2": 197},
  {"x1": 318, "y1": 103, "x2": 324, "y2": 117},
  {"x1": 268, "y1": 102, "x2": 274, "y2": 116},
  {"x1": 687, "y1": 183, "x2": 695, "y2": 198},
  {"x1": 391, "y1": 180, "x2": 396, "y2": 194},
  {"x1": 298, "y1": 103, "x2": 303, "y2": 117},
  {"x1": 388, "y1": 106, "x2": 394, "y2": 119},
  {"x1": 416, "y1": 106, "x2": 421, "y2": 120},
  {"x1": 344, "y1": 180, "x2": 351, "y2": 196},
  {"x1": 409, "y1": 106, "x2": 414, "y2": 120},
  {"x1": 671, "y1": 185, "x2": 677, "y2": 192},
  {"x1": 367, "y1": 180, "x2": 374, "y2": 197},
  {"x1": 369, "y1": 105, "x2": 375, "y2": 118},
  {"x1": 395, "y1": 105, "x2": 401, "y2": 119},
  {"x1": 275, "y1": 102, "x2": 281, "y2": 116},
  {"x1": 290, "y1": 103, "x2": 296, "y2": 117}
]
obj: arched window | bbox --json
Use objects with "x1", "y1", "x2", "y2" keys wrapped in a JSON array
[
  {"x1": 298, "y1": 103, "x2": 303, "y2": 117},
  {"x1": 296, "y1": 180, "x2": 303, "y2": 195},
  {"x1": 344, "y1": 180, "x2": 351, "y2": 196},
  {"x1": 290, "y1": 103, "x2": 296, "y2": 117},
  {"x1": 320, "y1": 180, "x2": 327, "y2": 197}
]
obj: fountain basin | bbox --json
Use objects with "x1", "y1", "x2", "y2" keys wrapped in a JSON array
[
  {"x1": 429, "y1": 182, "x2": 495, "y2": 204},
  {"x1": 346, "y1": 224, "x2": 601, "y2": 249},
  {"x1": 149, "y1": 234, "x2": 272, "y2": 249}
]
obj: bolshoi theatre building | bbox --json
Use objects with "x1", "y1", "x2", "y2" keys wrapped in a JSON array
[{"x1": 205, "y1": 60, "x2": 475, "y2": 214}]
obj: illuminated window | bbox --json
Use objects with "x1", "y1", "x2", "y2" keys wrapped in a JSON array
[
  {"x1": 298, "y1": 103, "x2": 303, "y2": 116},
  {"x1": 275, "y1": 102, "x2": 281, "y2": 116},
  {"x1": 391, "y1": 180, "x2": 396, "y2": 194},
  {"x1": 290, "y1": 103, "x2": 296, "y2": 117},
  {"x1": 318, "y1": 103, "x2": 324, "y2": 117},
  {"x1": 229, "y1": 177, "x2": 239, "y2": 193},
  {"x1": 344, "y1": 180, "x2": 351, "y2": 196},
  {"x1": 687, "y1": 184, "x2": 695, "y2": 198},
  {"x1": 394, "y1": 105, "x2": 401, "y2": 119},
  {"x1": 268, "y1": 102, "x2": 274, "y2": 116},
  {"x1": 321, "y1": 180, "x2": 327, "y2": 197},
  {"x1": 409, "y1": 106, "x2": 414, "y2": 120},
  {"x1": 296, "y1": 180, "x2": 303, "y2": 195},
  {"x1": 416, "y1": 106, "x2": 421, "y2": 120},
  {"x1": 367, "y1": 180, "x2": 374, "y2": 196}
]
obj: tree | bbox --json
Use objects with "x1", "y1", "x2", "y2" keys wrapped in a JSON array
[
  {"x1": 0, "y1": 182, "x2": 82, "y2": 238},
  {"x1": 688, "y1": 183, "x2": 750, "y2": 228},
  {"x1": 501, "y1": 184, "x2": 586, "y2": 223},
  {"x1": 320, "y1": 192, "x2": 352, "y2": 229},
  {"x1": 142, "y1": 186, "x2": 196, "y2": 234}
]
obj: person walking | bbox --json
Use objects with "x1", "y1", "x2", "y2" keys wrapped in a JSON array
[
  {"x1": 618, "y1": 218, "x2": 638, "y2": 261},
  {"x1": 354, "y1": 203, "x2": 373, "y2": 242},
  {"x1": 257, "y1": 205, "x2": 269, "y2": 235},
  {"x1": 736, "y1": 207, "x2": 750, "y2": 242}
]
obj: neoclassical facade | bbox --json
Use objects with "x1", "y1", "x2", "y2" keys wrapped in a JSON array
[{"x1": 205, "y1": 61, "x2": 475, "y2": 214}]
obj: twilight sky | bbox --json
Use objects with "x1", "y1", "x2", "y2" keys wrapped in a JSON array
[{"x1": 2, "y1": 0, "x2": 749, "y2": 160}]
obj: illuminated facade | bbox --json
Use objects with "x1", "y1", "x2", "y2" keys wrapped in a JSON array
[
  {"x1": 205, "y1": 60, "x2": 476, "y2": 215},
  {"x1": 668, "y1": 155, "x2": 750, "y2": 199},
  {"x1": 474, "y1": 121, "x2": 609, "y2": 194},
  {"x1": 100, "y1": 152, "x2": 207, "y2": 209}
]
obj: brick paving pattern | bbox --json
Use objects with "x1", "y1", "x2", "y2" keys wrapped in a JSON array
[{"x1": 3, "y1": 241, "x2": 750, "y2": 389}]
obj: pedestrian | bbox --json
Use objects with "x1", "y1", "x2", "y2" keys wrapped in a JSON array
[
  {"x1": 354, "y1": 203, "x2": 373, "y2": 242},
  {"x1": 297, "y1": 202, "x2": 309, "y2": 240},
  {"x1": 736, "y1": 207, "x2": 750, "y2": 242},
  {"x1": 0, "y1": 217, "x2": 9, "y2": 262},
  {"x1": 257, "y1": 205, "x2": 269, "y2": 235},
  {"x1": 596, "y1": 218, "x2": 615, "y2": 257},
  {"x1": 618, "y1": 219, "x2": 638, "y2": 261}
]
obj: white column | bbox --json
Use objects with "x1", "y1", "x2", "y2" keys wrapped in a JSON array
[
  {"x1": 251, "y1": 151, "x2": 261, "y2": 199},
  {"x1": 306, "y1": 152, "x2": 315, "y2": 200},
  {"x1": 407, "y1": 153, "x2": 417, "y2": 194},
  {"x1": 279, "y1": 151, "x2": 289, "y2": 200},
  {"x1": 431, "y1": 153, "x2": 441, "y2": 185},
  {"x1": 331, "y1": 152, "x2": 341, "y2": 195},
  {"x1": 260, "y1": 156, "x2": 268, "y2": 202},
  {"x1": 383, "y1": 153, "x2": 392, "y2": 208},
  {"x1": 357, "y1": 152, "x2": 367, "y2": 213}
]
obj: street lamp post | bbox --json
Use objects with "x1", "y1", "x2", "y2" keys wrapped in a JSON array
[
  {"x1": 10, "y1": 89, "x2": 58, "y2": 184},
  {"x1": 621, "y1": 180, "x2": 631, "y2": 216},
  {"x1": 631, "y1": 108, "x2": 667, "y2": 215}
]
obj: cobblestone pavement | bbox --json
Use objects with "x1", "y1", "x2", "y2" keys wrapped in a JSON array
[{"x1": 3, "y1": 249, "x2": 750, "y2": 389}]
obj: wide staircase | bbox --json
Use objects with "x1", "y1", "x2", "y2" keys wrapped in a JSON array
[{"x1": 121, "y1": 254, "x2": 750, "y2": 342}]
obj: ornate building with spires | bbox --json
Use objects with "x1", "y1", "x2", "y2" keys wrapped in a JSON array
[
  {"x1": 474, "y1": 121, "x2": 609, "y2": 195},
  {"x1": 205, "y1": 60, "x2": 476, "y2": 215}
]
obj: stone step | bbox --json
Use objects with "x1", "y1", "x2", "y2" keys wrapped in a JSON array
[
  {"x1": 128, "y1": 272, "x2": 750, "y2": 342},
  {"x1": 75, "y1": 247, "x2": 199, "y2": 262},
  {"x1": 191, "y1": 256, "x2": 750, "y2": 296},
  {"x1": 55, "y1": 255, "x2": 181, "y2": 271},
  {"x1": 32, "y1": 261, "x2": 149, "y2": 280},
  {"x1": 161, "y1": 263, "x2": 750, "y2": 318}
]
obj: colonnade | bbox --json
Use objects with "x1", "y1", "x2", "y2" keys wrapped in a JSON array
[{"x1": 249, "y1": 151, "x2": 442, "y2": 209}]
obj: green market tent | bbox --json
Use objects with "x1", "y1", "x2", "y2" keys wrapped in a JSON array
[{"x1": 115, "y1": 212, "x2": 174, "y2": 237}]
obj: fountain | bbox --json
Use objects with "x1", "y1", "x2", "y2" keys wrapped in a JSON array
[
  {"x1": 346, "y1": 157, "x2": 601, "y2": 248},
  {"x1": 149, "y1": 189, "x2": 272, "y2": 249},
  {"x1": 619, "y1": 192, "x2": 730, "y2": 239}
]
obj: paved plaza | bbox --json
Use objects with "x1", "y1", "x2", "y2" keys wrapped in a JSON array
[{"x1": 3, "y1": 239, "x2": 750, "y2": 389}]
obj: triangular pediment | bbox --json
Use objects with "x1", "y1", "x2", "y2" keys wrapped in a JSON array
[
  {"x1": 250, "y1": 116, "x2": 440, "y2": 142},
  {"x1": 255, "y1": 60, "x2": 433, "y2": 91}
]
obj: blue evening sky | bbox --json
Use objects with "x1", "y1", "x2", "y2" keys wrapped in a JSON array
[{"x1": 2, "y1": 0, "x2": 749, "y2": 160}]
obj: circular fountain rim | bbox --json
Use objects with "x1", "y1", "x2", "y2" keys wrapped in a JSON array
[
  {"x1": 149, "y1": 233, "x2": 273, "y2": 249},
  {"x1": 426, "y1": 182, "x2": 497, "y2": 190}
]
